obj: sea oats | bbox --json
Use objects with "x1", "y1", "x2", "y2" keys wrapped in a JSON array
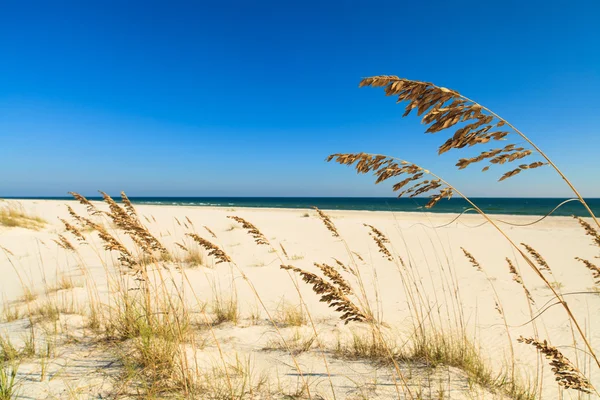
[
  {"x1": 314, "y1": 262, "x2": 352, "y2": 294},
  {"x1": 281, "y1": 264, "x2": 368, "y2": 324},
  {"x1": 185, "y1": 216, "x2": 193, "y2": 226},
  {"x1": 120, "y1": 191, "x2": 138, "y2": 218},
  {"x1": 99, "y1": 191, "x2": 169, "y2": 255},
  {"x1": 0, "y1": 246, "x2": 14, "y2": 256},
  {"x1": 227, "y1": 216, "x2": 269, "y2": 245},
  {"x1": 280, "y1": 243, "x2": 289, "y2": 259},
  {"x1": 351, "y1": 252, "x2": 364, "y2": 262},
  {"x1": 59, "y1": 218, "x2": 86, "y2": 242},
  {"x1": 53, "y1": 235, "x2": 75, "y2": 252},
  {"x1": 521, "y1": 243, "x2": 551, "y2": 273},
  {"x1": 69, "y1": 192, "x2": 102, "y2": 215},
  {"x1": 313, "y1": 207, "x2": 339, "y2": 237},
  {"x1": 203, "y1": 225, "x2": 217, "y2": 238},
  {"x1": 327, "y1": 153, "x2": 453, "y2": 209},
  {"x1": 574, "y1": 216, "x2": 600, "y2": 248},
  {"x1": 186, "y1": 233, "x2": 231, "y2": 264},
  {"x1": 94, "y1": 224, "x2": 138, "y2": 271},
  {"x1": 518, "y1": 336, "x2": 593, "y2": 393},
  {"x1": 495, "y1": 302, "x2": 503, "y2": 316},
  {"x1": 66, "y1": 205, "x2": 87, "y2": 226},
  {"x1": 364, "y1": 224, "x2": 393, "y2": 261},
  {"x1": 461, "y1": 248, "x2": 482, "y2": 272},
  {"x1": 507, "y1": 258, "x2": 534, "y2": 304},
  {"x1": 175, "y1": 242, "x2": 189, "y2": 252},
  {"x1": 332, "y1": 258, "x2": 357, "y2": 276},
  {"x1": 358, "y1": 76, "x2": 547, "y2": 181},
  {"x1": 575, "y1": 257, "x2": 600, "y2": 285}
]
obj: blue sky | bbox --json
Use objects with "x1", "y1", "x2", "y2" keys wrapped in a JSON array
[{"x1": 1, "y1": 0, "x2": 599, "y2": 197}]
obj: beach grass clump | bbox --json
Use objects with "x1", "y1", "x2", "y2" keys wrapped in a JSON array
[
  {"x1": 1, "y1": 304, "x2": 20, "y2": 323},
  {"x1": 0, "y1": 203, "x2": 46, "y2": 230},
  {"x1": 182, "y1": 247, "x2": 204, "y2": 268},
  {"x1": 265, "y1": 329, "x2": 316, "y2": 355},
  {"x1": 335, "y1": 329, "x2": 395, "y2": 362},
  {"x1": 19, "y1": 287, "x2": 37, "y2": 303},
  {"x1": 47, "y1": 275, "x2": 75, "y2": 293},
  {"x1": 211, "y1": 294, "x2": 239, "y2": 326},
  {"x1": 122, "y1": 333, "x2": 185, "y2": 395},
  {"x1": 0, "y1": 361, "x2": 19, "y2": 400},
  {"x1": 275, "y1": 301, "x2": 306, "y2": 327}
]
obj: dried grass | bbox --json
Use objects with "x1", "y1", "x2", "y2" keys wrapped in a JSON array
[
  {"x1": 518, "y1": 337, "x2": 592, "y2": 393},
  {"x1": 281, "y1": 264, "x2": 369, "y2": 324},
  {"x1": 227, "y1": 216, "x2": 269, "y2": 245},
  {"x1": 327, "y1": 153, "x2": 452, "y2": 208},
  {"x1": 358, "y1": 75, "x2": 546, "y2": 182},
  {"x1": 313, "y1": 207, "x2": 339, "y2": 237},
  {"x1": 186, "y1": 234, "x2": 231, "y2": 264},
  {"x1": 0, "y1": 203, "x2": 46, "y2": 230},
  {"x1": 364, "y1": 224, "x2": 393, "y2": 261},
  {"x1": 575, "y1": 257, "x2": 600, "y2": 285}
]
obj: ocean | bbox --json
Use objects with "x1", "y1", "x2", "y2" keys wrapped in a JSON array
[{"x1": 7, "y1": 197, "x2": 600, "y2": 217}]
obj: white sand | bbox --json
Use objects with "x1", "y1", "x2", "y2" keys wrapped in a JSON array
[{"x1": 0, "y1": 199, "x2": 598, "y2": 399}]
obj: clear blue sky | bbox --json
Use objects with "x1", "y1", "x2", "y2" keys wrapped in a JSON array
[{"x1": 1, "y1": 0, "x2": 599, "y2": 197}]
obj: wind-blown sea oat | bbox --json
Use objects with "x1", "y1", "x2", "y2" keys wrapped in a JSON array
[
  {"x1": 575, "y1": 257, "x2": 600, "y2": 285},
  {"x1": 281, "y1": 264, "x2": 368, "y2": 324},
  {"x1": 59, "y1": 218, "x2": 86, "y2": 242},
  {"x1": 313, "y1": 207, "x2": 339, "y2": 237},
  {"x1": 358, "y1": 76, "x2": 547, "y2": 181},
  {"x1": 186, "y1": 234, "x2": 231, "y2": 264},
  {"x1": 352, "y1": 251, "x2": 364, "y2": 262},
  {"x1": 495, "y1": 301, "x2": 503, "y2": 316},
  {"x1": 121, "y1": 191, "x2": 138, "y2": 218},
  {"x1": 97, "y1": 191, "x2": 168, "y2": 256},
  {"x1": 314, "y1": 263, "x2": 352, "y2": 294},
  {"x1": 53, "y1": 235, "x2": 75, "y2": 252},
  {"x1": 518, "y1": 336, "x2": 593, "y2": 393},
  {"x1": 95, "y1": 224, "x2": 139, "y2": 271},
  {"x1": 521, "y1": 243, "x2": 551, "y2": 273},
  {"x1": 364, "y1": 224, "x2": 393, "y2": 261},
  {"x1": 280, "y1": 243, "x2": 289, "y2": 259},
  {"x1": 327, "y1": 153, "x2": 453, "y2": 208},
  {"x1": 0, "y1": 246, "x2": 14, "y2": 256},
  {"x1": 203, "y1": 226, "x2": 217, "y2": 238},
  {"x1": 507, "y1": 258, "x2": 534, "y2": 304},
  {"x1": 227, "y1": 216, "x2": 269, "y2": 245},
  {"x1": 332, "y1": 258, "x2": 355, "y2": 275},
  {"x1": 66, "y1": 205, "x2": 87, "y2": 227},
  {"x1": 461, "y1": 247, "x2": 482, "y2": 272},
  {"x1": 68, "y1": 192, "x2": 102, "y2": 215},
  {"x1": 175, "y1": 242, "x2": 188, "y2": 252},
  {"x1": 69, "y1": 205, "x2": 139, "y2": 273},
  {"x1": 574, "y1": 216, "x2": 600, "y2": 248}
]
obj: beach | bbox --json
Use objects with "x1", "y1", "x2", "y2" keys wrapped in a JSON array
[{"x1": 0, "y1": 198, "x2": 598, "y2": 399}]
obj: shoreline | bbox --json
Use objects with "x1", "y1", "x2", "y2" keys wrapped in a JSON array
[{"x1": 2, "y1": 197, "x2": 593, "y2": 220}]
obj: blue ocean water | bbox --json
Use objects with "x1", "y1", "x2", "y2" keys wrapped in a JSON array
[{"x1": 7, "y1": 196, "x2": 600, "y2": 217}]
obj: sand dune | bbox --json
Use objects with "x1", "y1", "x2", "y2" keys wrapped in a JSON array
[{"x1": 0, "y1": 198, "x2": 598, "y2": 399}]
